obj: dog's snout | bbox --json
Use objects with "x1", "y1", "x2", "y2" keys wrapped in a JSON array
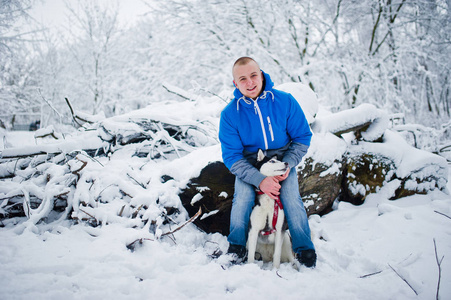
[{"x1": 284, "y1": 162, "x2": 288, "y2": 167}]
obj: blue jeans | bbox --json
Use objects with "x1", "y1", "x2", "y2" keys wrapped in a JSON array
[{"x1": 228, "y1": 168, "x2": 315, "y2": 252}]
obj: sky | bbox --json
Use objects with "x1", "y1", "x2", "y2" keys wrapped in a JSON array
[{"x1": 29, "y1": 0, "x2": 149, "y2": 31}]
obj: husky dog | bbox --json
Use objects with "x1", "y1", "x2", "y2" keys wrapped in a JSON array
[{"x1": 247, "y1": 149, "x2": 296, "y2": 269}]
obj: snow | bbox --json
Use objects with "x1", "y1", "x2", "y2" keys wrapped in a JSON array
[
  {"x1": 1, "y1": 92, "x2": 450, "y2": 299},
  {"x1": 349, "y1": 130, "x2": 448, "y2": 191},
  {"x1": 276, "y1": 82, "x2": 319, "y2": 124},
  {"x1": 0, "y1": 186, "x2": 450, "y2": 299},
  {"x1": 312, "y1": 103, "x2": 389, "y2": 142}
]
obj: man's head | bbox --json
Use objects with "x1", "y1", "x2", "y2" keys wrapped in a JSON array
[{"x1": 232, "y1": 57, "x2": 264, "y2": 100}]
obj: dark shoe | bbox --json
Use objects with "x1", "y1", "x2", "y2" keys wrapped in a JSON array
[
  {"x1": 296, "y1": 249, "x2": 317, "y2": 268},
  {"x1": 227, "y1": 244, "x2": 247, "y2": 265}
]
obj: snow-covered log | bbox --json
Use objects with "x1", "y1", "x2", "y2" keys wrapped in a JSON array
[
  {"x1": 312, "y1": 103, "x2": 389, "y2": 142},
  {"x1": 178, "y1": 161, "x2": 234, "y2": 235},
  {"x1": 343, "y1": 130, "x2": 449, "y2": 203},
  {"x1": 0, "y1": 133, "x2": 107, "y2": 159}
]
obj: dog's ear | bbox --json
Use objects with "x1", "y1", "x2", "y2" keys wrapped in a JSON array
[{"x1": 257, "y1": 149, "x2": 265, "y2": 162}]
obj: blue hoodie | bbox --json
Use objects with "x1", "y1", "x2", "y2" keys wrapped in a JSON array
[{"x1": 219, "y1": 70, "x2": 312, "y2": 188}]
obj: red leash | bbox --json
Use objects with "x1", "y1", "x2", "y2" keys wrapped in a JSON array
[{"x1": 256, "y1": 191, "x2": 283, "y2": 236}]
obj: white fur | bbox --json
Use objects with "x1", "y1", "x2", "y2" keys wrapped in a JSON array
[{"x1": 247, "y1": 150, "x2": 296, "y2": 269}]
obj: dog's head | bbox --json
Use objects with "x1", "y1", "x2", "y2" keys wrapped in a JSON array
[{"x1": 255, "y1": 149, "x2": 289, "y2": 177}]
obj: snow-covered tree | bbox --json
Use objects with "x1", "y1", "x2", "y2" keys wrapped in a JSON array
[
  {"x1": 1, "y1": 0, "x2": 449, "y2": 135},
  {"x1": 62, "y1": 0, "x2": 122, "y2": 115},
  {"x1": 136, "y1": 0, "x2": 450, "y2": 130},
  {"x1": 0, "y1": 0, "x2": 39, "y2": 128}
]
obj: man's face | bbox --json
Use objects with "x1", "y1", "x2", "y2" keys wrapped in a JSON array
[{"x1": 233, "y1": 61, "x2": 264, "y2": 99}]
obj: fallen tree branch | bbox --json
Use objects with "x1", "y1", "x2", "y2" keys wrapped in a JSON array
[
  {"x1": 65, "y1": 98, "x2": 84, "y2": 127},
  {"x1": 118, "y1": 205, "x2": 125, "y2": 217},
  {"x1": 79, "y1": 208, "x2": 97, "y2": 222},
  {"x1": 0, "y1": 142, "x2": 107, "y2": 160},
  {"x1": 126, "y1": 238, "x2": 155, "y2": 252},
  {"x1": 55, "y1": 190, "x2": 70, "y2": 198},
  {"x1": 131, "y1": 204, "x2": 144, "y2": 218},
  {"x1": 127, "y1": 173, "x2": 146, "y2": 189},
  {"x1": 434, "y1": 210, "x2": 451, "y2": 220},
  {"x1": 1, "y1": 150, "x2": 58, "y2": 160},
  {"x1": 72, "y1": 157, "x2": 88, "y2": 176},
  {"x1": 388, "y1": 263, "x2": 418, "y2": 296},
  {"x1": 160, "y1": 206, "x2": 202, "y2": 237},
  {"x1": 359, "y1": 270, "x2": 383, "y2": 278},
  {"x1": 75, "y1": 151, "x2": 104, "y2": 167},
  {"x1": 125, "y1": 207, "x2": 202, "y2": 251},
  {"x1": 65, "y1": 98, "x2": 96, "y2": 127},
  {"x1": 434, "y1": 239, "x2": 444, "y2": 300},
  {"x1": 34, "y1": 131, "x2": 60, "y2": 140}
]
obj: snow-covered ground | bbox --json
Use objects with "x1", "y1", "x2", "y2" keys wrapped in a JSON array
[{"x1": 0, "y1": 130, "x2": 450, "y2": 300}]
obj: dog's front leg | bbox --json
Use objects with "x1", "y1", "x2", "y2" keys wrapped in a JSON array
[
  {"x1": 273, "y1": 229, "x2": 283, "y2": 269},
  {"x1": 282, "y1": 233, "x2": 296, "y2": 264},
  {"x1": 247, "y1": 228, "x2": 258, "y2": 264}
]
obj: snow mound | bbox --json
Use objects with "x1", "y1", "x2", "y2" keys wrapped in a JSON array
[{"x1": 276, "y1": 82, "x2": 318, "y2": 124}]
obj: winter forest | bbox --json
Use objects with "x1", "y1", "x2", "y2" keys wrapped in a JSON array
[
  {"x1": 1, "y1": 0, "x2": 451, "y2": 299},
  {"x1": 1, "y1": 0, "x2": 450, "y2": 134}
]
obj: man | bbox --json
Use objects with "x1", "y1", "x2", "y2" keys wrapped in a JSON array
[{"x1": 219, "y1": 57, "x2": 316, "y2": 268}]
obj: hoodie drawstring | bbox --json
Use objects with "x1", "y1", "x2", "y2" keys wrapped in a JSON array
[
  {"x1": 260, "y1": 90, "x2": 275, "y2": 102},
  {"x1": 236, "y1": 96, "x2": 252, "y2": 111},
  {"x1": 236, "y1": 91, "x2": 274, "y2": 112}
]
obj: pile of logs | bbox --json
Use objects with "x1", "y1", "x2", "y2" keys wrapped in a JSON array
[{"x1": 178, "y1": 104, "x2": 448, "y2": 235}]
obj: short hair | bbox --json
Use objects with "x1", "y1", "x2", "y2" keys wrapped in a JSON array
[{"x1": 232, "y1": 57, "x2": 260, "y2": 76}]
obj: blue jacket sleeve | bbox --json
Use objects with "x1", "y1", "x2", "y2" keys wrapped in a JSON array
[
  {"x1": 219, "y1": 108, "x2": 266, "y2": 188},
  {"x1": 282, "y1": 142, "x2": 309, "y2": 169},
  {"x1": 230, "y1": 159, "x2": 266, "y2": 188}
]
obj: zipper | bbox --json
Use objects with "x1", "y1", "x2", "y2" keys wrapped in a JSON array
[
  {"x1": 267, "y1": 116, "x2": 274, "y2": 142},
  {"x1": 254, "y1": 101, "x2": 268, "y2": 150}
]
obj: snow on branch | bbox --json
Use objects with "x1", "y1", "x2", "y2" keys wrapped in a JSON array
[
  {"x1": 312, "y1": 103, "x2": 389, "y2": 142},
  {"x1": 65, "y1": 98, "x2": 106, "y2": 127},
  {"x1": 0, "y1": 133, "x2": 107, "y2": 159},
  {"x1": 162, "y1": 82, "x2": 198, "y2": 101}
]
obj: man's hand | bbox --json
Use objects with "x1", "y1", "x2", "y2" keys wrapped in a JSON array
[
  {"x1": 259, "y1": 176, "x2": 281, "y2": 200},
  {"x1": 274, "y1": 168, "x2": 290, "y2": 182}
]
